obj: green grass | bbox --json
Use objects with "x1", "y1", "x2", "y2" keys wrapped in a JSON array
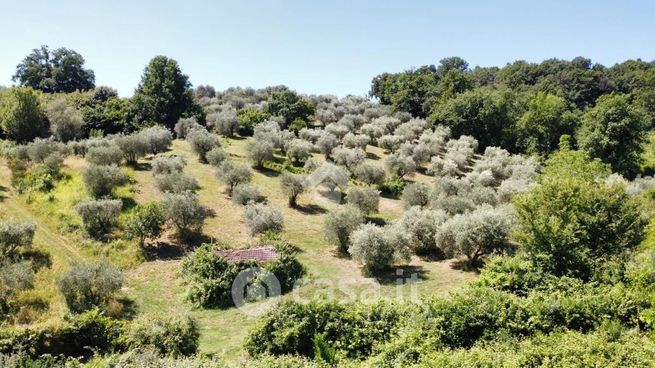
[{"x1": 0, "y1": 137, "x2": 477, "y2": 359}]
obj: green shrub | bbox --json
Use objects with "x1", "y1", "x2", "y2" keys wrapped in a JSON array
[
  {"x1": 82, "y1": 164, "x2": 128, "y2": 198},
  {"x1": 57, "y1": 259, "x2": 123, "y2": 313},
  {"x1": 125, "y1": 201, "x2": 166, "y2": 248},
  {"x1": 378, "y1": 178, "x2": 406, "y2": 198},
  {"x1": 86, "y1": 145, "x2": 124, "y2": 166},
  {"x1": 154, "y1": 172, "x2": 199, "y2": 193},
  {"x1": 122, "y1": 314, "x2": 199, "y2": 357},
  {"x1": 232, "y1": 183, "x2": 265, "y2": 205},
  {"x1": 75, "y1": 199, "x2": 122, "y2": 239}
]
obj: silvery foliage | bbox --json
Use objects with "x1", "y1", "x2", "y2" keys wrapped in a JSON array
[
  {"x1": 349, "y1": 223, "x2": 411, "y2": 273},
  {"x1": 363, "y1": 105, "x2": 391, "y2": 122},
  {"x1": 393, "y1": 118, "x2": 430, "y2": 141},
  {"x1": 21, "y1": 138, "x2": 69, "y2": 163},
  {"x1": 286, "y1": 139, "x2": 314, "y2": 163},
  {"x1": 232, "y1": 183, "x2": 265, "y2": 205},
  {"x1": 378, "y1": 135, "x2": 404, "y2": 153},
  {"x1": 360, "y1": 123, "x2": 387, "y2": 141},
  {"x1": 427, "y1": 156, "x2": 460, "y2": 177},
  {"x1": 325, "y1": 123, "x2": 351, "y2": 139},
  {"x1": 138, "y1": 126, "x2": 173, "y2": 155},
  {"x1": 342, "y1": 133, "x2": 370, "y2": 150},
  {"x1": 0, "y1": 220, "x2": 36, "y2": 259},
  {"x1": 346, "y1": 186, "x2": 380, "y2": 214},
  {"x1": 353, "y1": 163, "x2": 386, "y2": 185},
  {"x1": 174, "y1": 117, "x2": 203, "y2": 139},
  {"x1": 331, "y1": 146, "x2": 366, "y2": 169},
  {"x1": 207, "y1": 106, "x2": 239, "y2": 137},
  {"x1": 398, "y1": 206, "x2": 449, "y2": 254},
  {"x1": 86, "y1": 144, "x2": 124, "y2": 166},
  {"x1": 303, "y1": 157, "x2": 323, "y2": 173},
  {"x1": 299, "y1": 128, "x2": 323, "y2": 143},
  {"x1": 307, "y1": 162, "x2": 350, "y2": 192},
  {"x1": 206, "y1": 148, "x2": 228, "y2": 167},
  {"x1": 75, "y1": 199, "x2": 122, "y2": 238},
  {"x1": 315, "y1": 132, "x2": 340, "y2": 156},
  {"x1": 338, "y1": 114, "x2": 366, "y2": 130},
  {"x1": 371, "y1": 116, "x2": 401, "y2": 133},
  {"x1": 151, "y1": 155, "x2": 186, "y2": 176},
  {"x1": 246, "y1": 139, "x2": 275, "y2": 167},
  {"x1": 186, "y1": 129, "x2": 221, "y2": 162},
  {"x1": 419, "y1": 126, "x2": 451, "y2": 155},
  {"x1": 604, "y1": 174, "x2": 655, "y2": 197},
  {"x1": 435, "y1": 205, "x2": 514, "y2": 261},
  {"x1": 154, "y1": 172, "x2": 199, "y2": 194},
  {"x1": 243, "y1": 202, "x2": 284, "y2": 236},
  {"x1": 254, "y1": 120, "x2": 284, "y2": 149},
  {"x1": 401, "y1": 182, "x2": 431, "y2": 208},
  {"x1": 385, "y1": 153, "x2": 417, "y2": 178}
]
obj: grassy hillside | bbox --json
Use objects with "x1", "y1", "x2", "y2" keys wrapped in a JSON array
[{"x1": 0, "y1": 137, "x2": 476, "y2": 359}]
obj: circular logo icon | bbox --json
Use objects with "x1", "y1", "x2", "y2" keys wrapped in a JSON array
[{"x1": 231, "y1": 267, "x2": 282, "y2": 317}]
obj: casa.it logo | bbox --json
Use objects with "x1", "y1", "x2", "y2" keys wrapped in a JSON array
[{"x1": 231, "y1": 267, "x2": 281, "y2": 317}]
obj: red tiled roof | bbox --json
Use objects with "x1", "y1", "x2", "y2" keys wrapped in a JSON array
[{"x1": 216, "y1": 245, "x2": 279, "y2": 263}]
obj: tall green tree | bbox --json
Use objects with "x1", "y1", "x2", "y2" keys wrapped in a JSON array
[
  {"x1": 577, "y1": 93, "x2": 649, "y2": 178},
  {"x1": 515, "y1": 92, "x2": 578, "y2": 155},
  {"x1": 264, "y1": 90, "x2": 314, "y2": 126},
  {"x1": 131, "y1": 56, "x2": 199, "y2": 130},
  {"x1": 12, "y1": 45, "x2": 95, "y2": 93},
  {"x1": 0, "y1": 87, "x2": 48, "y2": 142}
]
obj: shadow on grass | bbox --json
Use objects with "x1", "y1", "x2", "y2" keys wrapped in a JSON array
[
  {"x1": 294, "y1": 203, "x2": 328, "y2": 215},
  {"x1": 22, "y1": 249, "x2": 52, "y2": 271},
  {"x1": 366, "y1": 152, "x2": 381, "y2": 160},
  {"x1": 373, "y1": 264, "x2": 429, "y2": 285},
  {"x1": 416, "y1": 248, "x2": 446, "y2": 262},
  {"x1": 112, "y1": 297, "x2": 138, "y2": 320},
  {"x1": 451, "y1": 258, "x2": 483, "y2": 273},
  {"x1": 256, "y1": 166, "x2": 281, "y2": 178},
  {"x1": 365, "y1": 216, "x2": 388, "y2": 226},
  {"x1": 130, "y1": 162, "x2": 152, "y2": 171},
  {"x1": 0, "y1": 185, "x2": 7, "y2": 202},
  {"x1": 120, "y1": 196, "x2": 138, "y2": 212},
  {"x1": 145, "y1": 240, "x2": 186, "y2": 260}
]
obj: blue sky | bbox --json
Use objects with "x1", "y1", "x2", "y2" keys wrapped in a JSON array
[{"x1": 1, "y1": 0, "x2": 653, "y2": 97}]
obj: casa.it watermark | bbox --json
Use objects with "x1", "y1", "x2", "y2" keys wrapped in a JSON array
[{"x1": 231, "y1": 267, "x2": 423, "y2": 318}]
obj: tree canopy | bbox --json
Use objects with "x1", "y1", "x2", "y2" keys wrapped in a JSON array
[{"x1": 13, "y1": 45, "x2": 95, "y2": 93}]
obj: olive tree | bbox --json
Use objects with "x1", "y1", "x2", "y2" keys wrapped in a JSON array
[
  {"x1": 243, "y1": 203, "x2": 285, "y2": 236},
  {"x1": 75, "y1": 199, "x2": 123, "y2": 239},
  {"x1": 331, "y1": 147, "x2": 366, "y2": 169},
  {"x1": 353, "y1": 163, "x2": 386, "y2": 185},
  {"x1": 398, "y1": 207, "x2": 448, "y2": 255},
  {"x1": 187, "y1": 129, "x2": 221, "y2": 162},
  {"x1": 279, "y1": 173, "x2": 306, "y2": 207},
  {"x1": 435, "y1": 205, "x2": 514, "y2": 267},
  {"x1": 286, "y1": 139, "x2": 313, "y2": 164},
  {"x1": 206, "y1": 148, "x2": 228, "y2": 167},
  {"x1": 138, "y1": 126, "x2": 173, "y2": 155},
  {"x1": 46, "y1": 97, "x2": 84, "y2": 142},
  {"x1": 0, "y1": 220, "x2": 36, "y2": 259},
  {"x1": 151, "y1": 155, "x2": 186, "y2": 175},
  {"x1": 154, "y1": 172, "x2": 200, "y2": 193},
  {"x1": 125, "y1": 201, "x2": 166, "y2": 248},
  {"x1": 316, "y1": 132, "x2": 339, "y2": 157},
  {"x1": 346, "y1": 186, "x2": 379, "y2": 215},
  {"x1": 323, "y1": 205, "x2": 364, "y2": 254},
  {"x1": 86, "y1": 145, "x2": 124, "y2": 166},
  {"x1": 349, "y1": 223, "x2": 411, "y2": 274},
  {"x1": 401, "y1": 182, "x2": 430, "y2": 208},
  {"x1": 208, "y1": 108, "x2": 239, "y2": 137},
  {"x1": 385, "y1": 153, "x2": 416, "y2": 179},
  {"x1": 216, "y1": 161, "x2": 253, "y2": 195},
  {"x1": 246, "y1": 139, "x2": 275, "y2": 168},
  {"x1": 162, "y1": 192, "x2": 207, "y2": 238},
  {"x1": 232, "y1": 183, "x2": 265, "y2": 205},
  {"x1": 114, "y1": 133, "x2": 149, "y2": 164},
  {"x1": 82, "y1": 164, "x2": 128, "y2": 198},
  {"x1": 57, "y1": 258, "x2": 123, "y2": 313},
  {"x1": 175, "y1": 117, "x2": 203, "y2": 138}
]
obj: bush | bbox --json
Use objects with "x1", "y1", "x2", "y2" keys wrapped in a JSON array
[
  {"x1": 57, "y1": 259, "x2": 123, "y2": 313},
  {"x1": 0, "y1": 220, "x2": 36, "y2": 259},
  {"x1": 315, "y1": 132, "x2": 339, "y2": 156},
  {"x1": 138, "y1": 126, "x2": 173, "y2": 154},
  {"x1": 154, "y1": 172, "x2": 199, "y2": 193},
  {"x1": 243, "y1": 203, "x2": 284, "y2": 236},
  {"x1": 245, "y1": 299, "x2": 405, "y2": 359},
  {"x1": 279, "y1": 173, "x2": 306, "y2": 207},
  {"x1": 435, "y1": 205, "x2": 514, "y2": 266},
  {"x1": 349, "y1": 223, "x2": 411, "y2": 274},
  {"x1": 46, "y1": 97, "x2": 84, "y2": 142},
  {"x1": 114, "y1": 133, "x2": 149, "y2": 164},
  {"x1": 385, "y1": 153, "x2": 416, "y2": 179},
  {"x1": 354, "y1": 163, "x2": 386, "y2": 186},
  {"x1": 206, "y1": 147, "x2": 228, "y2": 167},
  {"x1": 216, "y1": 161, "x2": 253, "y2": 195},
  {"x1": 125, "y1": 201, "x2": 166, "y2": 248},
  {"x1": 401, "y1": 182, "x2": 430, "y2": 208},
  {"x1": 122, "y1": 315, "x2": 199, "y2": 357},
  {"x1": 85, "y1": 145, "x2": 123, "y2": 166},
  {"x1": 82, "y1": 164, "x2": 128, "y2": 198},
  {"x1": 0, "y1": 261, "x2": 35, "y2": 312},
  {"x1": 331, "y1": 147, "x2": 366, "y2": 169},
  {"x1": 187, "y1": 129, "x2": 221, "y2": 162},
  {"x1": 162, "y1": 192, "x2": 207, "y2": 238},
  {"x1": 207, "y1": 109, "x2": 239, "y2": 137},
  {"x1": 246, "y1": 139, "x2": 275, "y2": 168},
  {"x1": 398, "y1": 206, "x2": 448, "y2": 255},
  {"x1": 151, "y1": 155, "x2": 185, "y2": 175},
  {"x1": 232, "y1": 183, "x2": 265, "y2": 205},
  {"x1": 75, "y1": 199, "x2": 122, "y2": 239},
  {"x1": 286, "y1": 139, "x2": 313, "y2": 164},
  {"x1": 182, "y1": 243, "x2": 305, "y2": 309},
  {"x1": 0, "y1": 87, "x2": 48, "y2": 143},
  {"x1": 174, "y1": 117, "x2": 203, "y2": 138},
  {"x1": 323, "y1": 205, "x2": 365, "y2": 255},
  {"x1": 346, "y1": 186, "x2": 379, "y2": 214},
  {"x1": 378, "y1": 178, "x2": 406, "y2": 198}
]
